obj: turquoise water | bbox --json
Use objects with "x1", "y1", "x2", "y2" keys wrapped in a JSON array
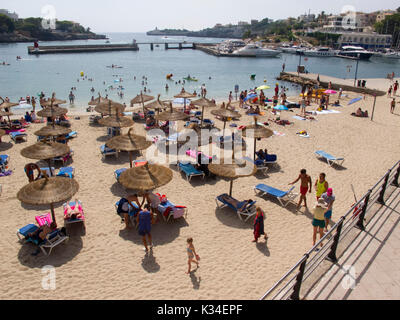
[{"x1": 0, "y1": 32, "x2": 398, "y2": 113}]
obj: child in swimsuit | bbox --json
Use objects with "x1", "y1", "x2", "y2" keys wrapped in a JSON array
[{"x1": 186, "y1": 237, "x2": 199, "y2": 274}]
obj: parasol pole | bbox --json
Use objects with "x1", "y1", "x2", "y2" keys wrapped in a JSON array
[
  {"x1": 201, "y1": 106, "x2": 205, "y2": 128},
  {"x1": 229, "y1": 180, "x2": 234, "y2": 197},
  {"x1": 50, "y1": 203, "x2": 56, "y2": 224},
  {"x1": 47, "y1": 158, "x2": 53, "y2": 177},
  {"x1": 141, "y1": 91, "x2": 145, "y2": 114}
]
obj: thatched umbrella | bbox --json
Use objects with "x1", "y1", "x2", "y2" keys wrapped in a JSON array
[
  {"x1": 241, "y1": 117, "x2": 274, "y2": 160},
  {"x1": 0, "y1": 100, "x2": 19, "y2": 111},
  {"x1": 17, "y1": 175, "x2": 79, "y2": 223},
  {"x1": 119, "y1": 163, "x2": 173, "y2": 193},
  {"x1": 37, "y1": 106, "x2": 68, "y2": 118},
  {"x1": 98, "y1": 115, "x2": 134, "y2": 129},
  {"x1": 40, "y1": 97, "x2": 67, "y2": 107},
  {"x1": 174, "y1": 89, "x2": 196, "y2": 111},
  {"x1": 88, "y1": 93, "x2": 110, "y2": 106},
  {"x1": 144, "y1": 94, "x2": 169, "y2": 114},
  {"x1": 191, "y1": 97, "x2": 216, "y2": 128},
  {"x1": 106, "y1": 128, "x2": 152, "y2": 168},
  {"x1": 34, "y1": 125, "x2": 72, "y2": 138},
  {"x1": 95, "y1": 100, "x2": 125, "y2": 116},
  {"x1": 155, "y1": 102, "x2": 190, "y2": 122},
  {"x1": 208, "y1": 158, "x2": 257, "y2": 196},
  {"x1": 211, "y1": 106, "x2": 241, "y2": 137},
  {"x1": 130, "y1": 92, "x2": 154, "y2": 113},
  {"x1": 21, "y1": 140, "x2": 70, "y2": 176}
]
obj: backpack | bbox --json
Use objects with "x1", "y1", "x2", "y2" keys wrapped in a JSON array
[{"x1": 117, "y1": 198, "x2": 129, "y2": 214}]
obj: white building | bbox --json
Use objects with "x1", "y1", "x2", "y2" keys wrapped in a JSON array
[
  {"x1": 0, "y1": 9, "x2": 18, "y2": 21},
  {"x1": 338, "y1": 32, "x2": 392, "y2": 49}
]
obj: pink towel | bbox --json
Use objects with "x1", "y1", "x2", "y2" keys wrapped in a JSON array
[{"x1": 35, "y1": 213, "x2": 52, "y2": 226}]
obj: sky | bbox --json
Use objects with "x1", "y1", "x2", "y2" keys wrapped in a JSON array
[{"x1": 1, "y1": 0, "x2": 399, "y2": 33}]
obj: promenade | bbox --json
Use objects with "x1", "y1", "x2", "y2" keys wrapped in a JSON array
[{"x1": 306, "y1": 185, "x2": 400, "y2": 300}]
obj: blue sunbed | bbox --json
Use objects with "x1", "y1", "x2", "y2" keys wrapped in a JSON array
[
  {"x1": 215, "y1": 194, "x2": 257, "y2": 221},
  {"x1": 254, "y1": 184, "x2": 298, "y2": 207},
  {"x1": 57, "y1": 167, "x2": 75, "y2": 178},
  {"x1": 178, "y1": 162, "x2": 205, "y2": 181},
  {"x1": 242, "y1": 156, "x2": 268, "y2": 175},
  {"x1": 315, "y1": 150, "x2": 344, "y2": 167},
  {"x1": 100, "y1": 144, "x2": 118, "y2": 159},
  {"x1": 10, "y1": 131, "x2": 27, "y2": 142},
  {"x1": 114, "y1": 168, "x2": 127, "y2": 181}
]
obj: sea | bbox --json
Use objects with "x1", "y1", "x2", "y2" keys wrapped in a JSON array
[{"x1": 0, "y1": 32, "x2": 398, "y2": 114}]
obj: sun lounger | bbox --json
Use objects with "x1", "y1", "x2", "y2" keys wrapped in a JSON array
[
  {"x1": 53, "y1": 150, "x2": 74, "y2": 165},
  {"x1": 0, "y1": 155, "x2": 9, "y2": 165},
  {"x1": 265, "y1": 154, "x2": 277, "y2": 165},
  {"x1": 9, "y1": 131, "x2": 27, "y2": 143},
  {"x1": 63, "y1": 200, "x2": 85, "y2": 226},
  {"x1": 243, "y1": 156, "x2": 268, "y2": 175},
  {"x1": 65, "y1": 131, "x2": 77, "y2": 140},
  {"x1": 215, "y1": 193, "x2": 257, "y2": 221},
  {"x1": 107, "y1": 127, "x2": 120, "y2": 137},
  {"x1": 158, "y1": 199, "x2": 188, "y2": 222},
  {"x1": 57, "y1": 166, "x2": 75, "y2": 178},
  {"x1": 17, "y1": 223, "x2": 39, "y2": 241},
  {"x1": 202, "y1": 119, "x2": 215, "y2": 128},
  {"x1": 114, "y1": 168, "x2": 127, "y2": 181},
  {"x1": 39, "y1": 167, "x2": 56, "y2": 178},
  {"x1": 178, "y1": 162, "x2": 205, "y2": 181},
  {"x1": 100, "y1": 144, "x2": 118, "y2": 159},
  {"x1": 38, "y1": 229, "x2": 69, "y2": 255},
  {"x1": 254, "y1": 184, "x2": 298, "y2": 207},
  {"x1": 315, "y1": 150, "x2": 344, "y2": 167}
]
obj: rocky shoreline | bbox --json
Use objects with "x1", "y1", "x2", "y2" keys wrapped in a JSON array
[{"x1": 0, "y1": 32, "x2": 107, "y2": 43}]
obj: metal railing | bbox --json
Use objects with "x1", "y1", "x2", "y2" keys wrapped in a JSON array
[{"x1": 260, "y1": 160, "x2": 400, "y2": 300}]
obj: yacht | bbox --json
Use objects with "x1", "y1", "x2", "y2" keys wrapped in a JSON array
[
  {"x1": 232, "y1": 44, "x2": 281, "y2": 57},
  {"x1": 303, "y1": 47, "x2": 338, "y2": 57},
  {"x1": 338, "y1": 46, "x2": 373, "y2": 60},
  {"x1": 376, "y1": 49, "x2": 400, "y2": 60}
]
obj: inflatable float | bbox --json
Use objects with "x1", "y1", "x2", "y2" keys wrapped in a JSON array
[
  {"x1": 166, "y1": 74, "x2": 173, "y2": 80},
  {"x1": 183, "y1": 77, "x2": 198, "y2": 82}
]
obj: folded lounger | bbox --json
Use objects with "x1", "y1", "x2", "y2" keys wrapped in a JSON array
[
  {"x1": 242, "y1": 156, "x2": 268, "y2": 175},
  {"x1": 100, "y1": 144, "x2": 118, "y2": 159},
  {"x1": 215, "y1": 193, "x2": 257, "y2": 222},
  {"x1": 254, "y1": 184, "x2": 298, "y2": 207},
  {"x1": 178, "y1": 162, "x2": 205, "y2": 181},
  {"x1": 315, "y1": 150, "x2": 344, "y2": 167},
  {"x1": 158, "y1": 199, "x2": 187, "y2": 222},
  {"x1": 10, "y1": 131, "x2": 27, "y2": 143},
  {"x1": 63, "y1": 200, "x2": 85, "y2": 226},
  {"x1": 57, "y1": 166, "x2": 75, "y2": 178}
]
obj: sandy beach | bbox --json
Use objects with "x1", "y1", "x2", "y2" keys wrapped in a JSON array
[{"x1": 1, "y1": 76, "x2": 400, "y2": 300}]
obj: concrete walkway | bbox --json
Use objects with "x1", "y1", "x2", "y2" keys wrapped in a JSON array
[{"x1": 306, "y1": 186, "x2": 400, "y2": 300}]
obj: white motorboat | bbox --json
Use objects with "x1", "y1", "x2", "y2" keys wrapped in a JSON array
[
  {"x1": 378, "y1": 49, "x2": 400, "y2": 60},
  {"x1": 338, "y1": 46, "x2": 373, "y2": 60},
  {"x1": 303, "y1": 47, "x2": 338, "y2": 57},
  {"x1": 233, "y1": 44, "x2": 281, "y2": 57}
]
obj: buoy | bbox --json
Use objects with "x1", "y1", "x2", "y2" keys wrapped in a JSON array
[
  {"x1": 264, "y1": 79, "x2": 267, "y2": 83},
  {"x1": 80, "y1": 71, "x2": 84, "y2": 77}
]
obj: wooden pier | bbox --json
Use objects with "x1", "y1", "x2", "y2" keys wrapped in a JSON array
[{"x1": 28, "y1": 43, "x2": 139, "y2": 54}]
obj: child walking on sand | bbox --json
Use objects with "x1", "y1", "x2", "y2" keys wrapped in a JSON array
[
  {"x1": 290, "y1": 169, "x2": 312, "y2": 209},
  {"x1": 186, "y1": 237, "x2": 200, "y2": 274}
]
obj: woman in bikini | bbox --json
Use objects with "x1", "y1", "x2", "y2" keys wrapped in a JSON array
[{"x1": 186, "y1": 237, "x2": 200, "y2": 274}]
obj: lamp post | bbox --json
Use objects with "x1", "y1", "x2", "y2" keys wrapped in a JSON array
[{"x1": 353, "y1": 53, "x2": 360, "y2": 87}]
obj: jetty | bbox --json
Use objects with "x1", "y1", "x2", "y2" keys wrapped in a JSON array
[{"x1": 28, "y1": 43, "x2": 139, "y2": 54}]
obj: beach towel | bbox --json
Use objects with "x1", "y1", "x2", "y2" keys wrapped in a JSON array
[
  {"x1": 35, "y1": 213, "x2": 52, "y2": 227},
  {"x1": 292, "y1": 116, "x2": 306, "y2": 121},
  {"x1": 0, "y1": 170, "x2": 12, "y2": 177},
  {"x1": 273, "y1": 131, "x2": 285, "y2": 137},
  {"x1": 315, "y1": 110, "x2": 341, "y2": 115}
]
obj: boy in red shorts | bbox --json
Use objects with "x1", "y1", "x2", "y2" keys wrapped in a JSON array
[{"x1": 290, "y1": 169, "x2": 312, "y2": 210}]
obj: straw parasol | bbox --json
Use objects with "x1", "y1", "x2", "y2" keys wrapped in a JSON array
[
  {"x1": 155, "y1": 102, "x2": 190, "y2": 122},
  {"x1": 21, "y1": 140, "x2": 70, "y2": 176},
  {"x1": 106, "y1": 128, "x2": 152, "y2": 167},
  {"x1": 174, "y1": 89, "x2": 197, "y2": 111},
  {"x1": 17, "y1": 176, "x2": 79, "y2": 223},
  {"x1": 0, "y1": 110, "x2": 13, "y2": 117},
  {"x1": 208, "y1": 158, "x2": 257, "y2": 196},
  {"x1": 98, "y1": 115, "x2": 134, "y2": 128},
  {"x1": 119, "y1": 163, "x2": 173, "y2": 192},
  {"x1": 241, "y1": 117, "x2": 274, "y2": 160},
  {"x1": 40, "y1": 93, "x2": 66, "y2": 107},
  {"x1": 34, "y1": 125, "x2": 72, "y2": 139},
  {"x1": 0, "y1": 100, "x2": 19, "y2": 110},
  {"x1": 95, "y1": 100, "x2": 125, "y2": 116},
  {"x1": 191, "y1": 97, "x2": 216, "y2": 128},
  {"x1": 37, "y1": 106, "x2": 68, "y2": 118},
  {"x1": 130, "y1": 92, "x2": 154, "y2": 113},
  {"x1": 144, "y1": 94, "x2": 169, "y2": 114},
  {"x1": 211, "y1": 106, "x2": 241, "y2": 137},
  {"x1": 88, "y1": 93, "x2": 110, "y2": 106}
]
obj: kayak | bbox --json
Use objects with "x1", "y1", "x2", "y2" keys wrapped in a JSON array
[{"x1": 183, "y1": 77, "x2": 198, "y2": 81}]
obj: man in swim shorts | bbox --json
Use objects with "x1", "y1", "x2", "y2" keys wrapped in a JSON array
[
  {"x1": 312, "y1": 198, "x2": 326, "y2": 248},
  {"x1": 290, "y1": 169, "x2": 312, "y2": 210}
]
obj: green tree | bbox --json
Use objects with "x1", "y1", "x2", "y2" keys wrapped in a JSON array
[
  {"x1": 0, "y1": 14, "x2": 15, "y2": 33},
  {"x1": 242, "y1": 29, "x2": 251, "y2": 39}
]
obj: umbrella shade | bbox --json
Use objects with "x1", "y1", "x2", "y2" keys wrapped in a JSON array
[
  {"x1": 119, "y1": 163, "x2": 173, "y2": 191},
  {"x1": 208, "y1": 159, "x2": 257, "y2": 179},
  {"x1": 17, "y1": 177, "x2": 79, "y2": 206},
  {"x1": 155, "y1": 108, "x2": 190, "y2": 122},
  {"x1": 21, "y1": 141, "x2": 70, "y2": 160},
  {"x1": 88, "y1": 96, "x2": 110, "y2": 106},
  {"x1": 98, "y1": 116, "x2": 134, "y2": 128},
  {"x1": 95, "y1": 101, "x2": 125, "y2": 115},
  {"x1": 191, "y1": 98, "x2": 216, "y2": 108},
  {"x1": 241, "y1": 125, "x2": 274, "y2": 139},
  {"x1": 273, "y1": 105, "x2": 289, "y2": 111},
  {"x1": 34, "y1": 125, "x2": 72, "y2": 137},
  {"x1": 348, "y1": 97, "x2": 363, "y2": 105},
  {"x1": 41, "y1": 98, "x2": 67, "y2": 107},
  {"x1": 145, "y1": 99, "x2": 169, "y2": 110},
  {"x1": 0, "y1": 101, "x2": 19, "y2": 109},
  {"x1": 256, "y1": 85, "x2": 271, "y2": 90},
  {"x1": 174, "y1": 90, "x2": 197, "y2": 99},
  {"x1": 130, "y1": 93, "x2": 154, "y2": 105},
  {"x1": 37, "y1": 106, "x2": 68, "y2": 118},
  {"x1": 106, "y1": 128, "x2": 151, "y2": 152},
  {"x1": 324, "y1": 89, "x2": 337, "y2": 94},
  {"x1": 211, "y1": 108, "x2": 241, "y2": 119}
]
